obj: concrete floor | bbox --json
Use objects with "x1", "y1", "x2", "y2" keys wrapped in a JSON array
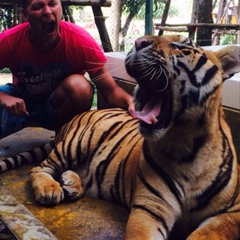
[{"x1": 0, "y1": 127, "x2": 128, "y2": 240}]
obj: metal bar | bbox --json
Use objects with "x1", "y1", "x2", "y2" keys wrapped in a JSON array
[{"x1": 145, "y1": 0, "x2": 153, "y2": 35}]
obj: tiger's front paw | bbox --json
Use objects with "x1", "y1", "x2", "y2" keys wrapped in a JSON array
[
  {"x1": 60, "y1": 170, "x2": 84, "y2": 201},
  {"x1": 30, "y1": 168, "x2": 64, "y2": 205}
]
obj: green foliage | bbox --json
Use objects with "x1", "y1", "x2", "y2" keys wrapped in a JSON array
[
  {"x1": 122, "y1": 0, "x2": 179, "y2": 20},
  {"x1": 221, "y1": 34, "x2": 236, "y2": 45},
  {"x1": 122, "y1": 0, "x2": 145, "y2": 13},
  {"x1": 0, "y1": 68, "x2": 11, "y2": 73},
  {"x1": 0, "y1": 7, "x2": 14, "y2": 31},
  {"x1": 92, "y1": 90, "x2": 98, "y2": 107}
]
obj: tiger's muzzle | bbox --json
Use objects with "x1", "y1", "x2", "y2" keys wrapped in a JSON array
[{"x1": 125, "y1": 36, "x2": 173, "y2": 133}]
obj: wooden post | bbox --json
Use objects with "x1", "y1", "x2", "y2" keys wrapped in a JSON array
[
  {"x1": 158, "y1": 0, "x2": 171, "y2": 36},
  {"x1": 13, "y1": 3, "x2": 17, "y2": 25},
  {"x1": 196, "y1": 0, "x2": 213, "y2": 46},
  {"x1": 91, "y1": 5, "x2": 113, "y2": 52},
  {"x1": 145, "y1": 0, "x2": 153, "y2": 35}
]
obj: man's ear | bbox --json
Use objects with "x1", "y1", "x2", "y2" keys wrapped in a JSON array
[{"x1": 21, "y1": 9, "x2": 28, "y2": 22}]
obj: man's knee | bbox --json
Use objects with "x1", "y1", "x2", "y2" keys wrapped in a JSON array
[
  {"x1": 53, "y1": 74, "x2": 93, "y2": 109},
  {"x1": 61, "y1": 74, "x2": 93, "y2": 96},
  {"x1": 52, "y1": 74, "x2": 94, "y2": 126}
]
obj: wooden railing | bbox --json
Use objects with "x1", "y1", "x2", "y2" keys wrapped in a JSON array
[
  {"x1": 155, "y1": 23, "x2": 240, "y2": 44},
  {"x1": 0, "y1": 0, "x2": 111, "y2": 6}
]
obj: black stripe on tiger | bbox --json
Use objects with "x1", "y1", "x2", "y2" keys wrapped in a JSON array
[
  {"x1": 76, "y1": 110, "x2": 132, "y2": 170},
  {"x1": 192, "y1": 154, "x2": 233, "y2": 212},
  {"x1": 66, "y1": 111, "x2": 93, "y2": 168},
  {"x1": 55, "y1": 141, "x2": 69, "y2": 173},
  {"x1": 192, "y1": 54, "x2": 208, "y2": 72},
  {"x1": 177, "y1": 59, "x2": 218, "y2": 88},
  {"x1": 132, "y1": 204, "x2": 169, "y2": 238},
  {"x1": 111, "y1": 132, "x2": 142, "y2": 207},
  {"x1": 220, "y1": 170, "x2": 240, "y2": 214},
  {"x1": 96, "y1": 121, "x2": 139, "y2": 199},
  {"x1": 121, "y1": 134, "x2": 142, "y2": 208},
  {"x1": 0, "y1": 141, "x2": 55, "y2": 173},
  {"x1": 81, "y1": 111, "x2": 138, "y2": 191},
  {"x1": 137, "y1": 166, "x2": 173, "y2": 208},
  {"x1": 192, "y1": 114, "x2": 234, "y2": 211},
  {"x1": 175, "y1": 84, "x2": 220, "y2": 120},
  {"x1": 143, "y1": 142, "x2": 184, "y2": 209}
]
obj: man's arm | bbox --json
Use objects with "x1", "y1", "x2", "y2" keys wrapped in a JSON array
[{"x1": 90, "y1": 64, "x2": 134, "y2": 111}]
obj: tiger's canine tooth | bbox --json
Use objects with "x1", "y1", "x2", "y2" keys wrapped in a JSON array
[{"x1": 151, "y1": 115, "x2": 158, "y2": 124}]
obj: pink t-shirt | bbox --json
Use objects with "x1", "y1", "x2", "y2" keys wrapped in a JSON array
[{"x1": 0, "y1": 21, "x2": 107, "y2": 101}]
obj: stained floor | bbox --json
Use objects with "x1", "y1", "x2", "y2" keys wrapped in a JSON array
[{"x1": 0, "y1": 127, "x2": 128, "y2": 240}]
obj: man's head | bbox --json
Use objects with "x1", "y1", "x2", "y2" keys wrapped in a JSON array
[{"x1": 22, "y1": 0, "x2": 63, "y2": 52}]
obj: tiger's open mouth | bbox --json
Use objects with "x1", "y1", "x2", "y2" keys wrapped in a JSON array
[
  {"x1": 130, "y1": 84, "x2": 172, "y2": 131},
  {"x1": 125, "y1": 38, "x2": 172, "y2": 132}
]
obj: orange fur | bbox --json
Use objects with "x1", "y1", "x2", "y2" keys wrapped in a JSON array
[{"x1": 31, "y1": 35, "x2": 240, "y2": 240}]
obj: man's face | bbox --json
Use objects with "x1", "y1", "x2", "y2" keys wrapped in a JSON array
[{"x1": 23, "y1": 0, "x2": 62, "y2": 44}]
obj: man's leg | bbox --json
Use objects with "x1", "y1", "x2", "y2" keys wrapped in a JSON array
[{"x1": 50, "y1": 74, "x2": 94, "y2": 128}]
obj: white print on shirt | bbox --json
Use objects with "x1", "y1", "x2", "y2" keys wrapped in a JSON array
[
  {"x1": 25, "y1": 80, "x2": 59, "y2": 95},
  {"x1": 18, "y1": 69, "x2": 62, "y2": 84},
  {"x1": 16, "y1": 64, "x2": 70, "y2": 96}
]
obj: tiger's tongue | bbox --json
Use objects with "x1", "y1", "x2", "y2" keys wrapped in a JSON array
[{"x1": 130, "y1": 94, "x2": 162, "y2": 124}]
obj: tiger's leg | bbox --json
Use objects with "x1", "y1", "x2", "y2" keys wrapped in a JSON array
[
  {"x1": 187, "y1": 212, "x2": 240, "y2": 240},
  {"x1": 30, "y1": 142, "x2": 84, "y2": 205},
  {"x1": 124, "y1": 209, "x2": 172, "y2": 240},
  {"x1": 60, "y1": 170, "x2": 84, "y2": 201}
]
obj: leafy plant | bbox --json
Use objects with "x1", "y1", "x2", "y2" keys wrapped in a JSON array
[{"x1": 0, "y1": 68, "x2": 11, "y2": 73}]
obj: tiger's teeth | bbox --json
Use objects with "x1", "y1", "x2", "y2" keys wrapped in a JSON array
[{"x1": 151, "y1": 115, "x2": 158, "y2": 124}]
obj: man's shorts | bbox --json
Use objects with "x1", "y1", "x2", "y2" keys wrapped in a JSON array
[{"x1": 0, "y1": 83, "x2": 57, "y2": 139}]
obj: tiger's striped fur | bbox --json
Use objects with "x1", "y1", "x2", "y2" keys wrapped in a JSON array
[
  {"x1": 7, "y1": 35, "x2": 240, "y2": 239},
  {"x1": 0, "y1": 141, "x2": 55, "y2": 173}
]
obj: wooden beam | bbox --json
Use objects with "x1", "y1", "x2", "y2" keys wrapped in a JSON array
[
  {"x1": 61, "y1": 0, "x2": 111, "y2": 6},
  {"x1": 0, "y1": 0, "x2": 111, "y2": 7},
  {"x1": 155, "y1": 23, "x2": 240, "y2": 30}
]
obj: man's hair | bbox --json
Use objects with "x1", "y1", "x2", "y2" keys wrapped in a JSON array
[{"x1": 21, "y1": 0, "x2": 30, "y2": 10}]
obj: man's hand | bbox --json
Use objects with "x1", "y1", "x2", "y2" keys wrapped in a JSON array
[{"x1": 0, "y1": 93, "x2": 29, "y2": 117}]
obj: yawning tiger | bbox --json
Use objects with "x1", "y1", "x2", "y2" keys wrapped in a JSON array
[{"x1": 3, "y1": 35, "x2": 240, "y2": 240}]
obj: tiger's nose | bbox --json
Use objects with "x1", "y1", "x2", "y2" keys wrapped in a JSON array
[{"x1": 135, "y1": 38, "x2": 153, "y2": 51}]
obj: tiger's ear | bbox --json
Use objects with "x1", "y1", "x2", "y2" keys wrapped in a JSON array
[{"x1": 214, "y1": 46, "x2": 240, "y2": 80}]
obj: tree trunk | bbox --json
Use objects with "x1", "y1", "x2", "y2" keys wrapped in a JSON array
[
  {"x1": 92, "y1": 5, "x2": 113, "y2": 52},
  {"x1": 196, "y1": 0, "x2": 213, "y2": 46},
  {"x1": 237, "y1": 0, "x2": 240, "y2": 43},
  {"x1": 108, "y1": 0, "x2": 122, "y2": 51},
  {"x1": 189, "y1": 0, "x2": 198, "y2": 39},
  {"x1": 158, "y1": 0, "x2": 172, "y2": 36},
  {"x1": 119, "y1": 0, "x2": 145, "y2": 51}
]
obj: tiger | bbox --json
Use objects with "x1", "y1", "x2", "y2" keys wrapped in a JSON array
[{"x1": 2, "y1": 34, "x2": 240, "y2": 240}]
